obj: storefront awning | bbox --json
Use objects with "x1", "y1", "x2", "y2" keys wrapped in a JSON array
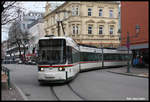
[{"x1": 117, "y1": 43, "x2": 149, "y2": 51}]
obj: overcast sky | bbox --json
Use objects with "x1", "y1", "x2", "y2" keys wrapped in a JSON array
[{"x1": 1, "y1": 1, "x2": 64, "y2": 42}]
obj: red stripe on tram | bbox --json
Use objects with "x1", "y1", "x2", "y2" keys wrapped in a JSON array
[
  {"x1": 39, "y1": 60, "x2": 126, "y2": 68},
  {"x1": 39, "y1": 64, "x2": 74, "y2": 68}
]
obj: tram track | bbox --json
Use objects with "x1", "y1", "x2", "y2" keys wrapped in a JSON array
[
  {"x1": 50, "y1": 86, "x2": 60, "y2": 100},
  {"x1": 67, "y1": 84, "x2": 86, "y2": 100},
  {"x1": 49, "y1": 83, "x2": 86, "y2": 100}
]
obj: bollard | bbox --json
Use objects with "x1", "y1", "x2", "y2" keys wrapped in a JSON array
[{"x1": 7, "y1": 70, "x2": 10, "y2": 88}]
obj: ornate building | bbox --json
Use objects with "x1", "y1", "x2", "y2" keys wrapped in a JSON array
[{"x1": 44, "y1": 1, "x2": 120, "y2": 48}]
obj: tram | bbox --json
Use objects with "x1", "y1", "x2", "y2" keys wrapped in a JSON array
[{"x1": 37, "y1": 36, "x2": 132, "y2": 84}]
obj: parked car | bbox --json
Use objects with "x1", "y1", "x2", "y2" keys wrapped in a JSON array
[
  {"x1": 25, "y1": 60, "x2": 36, "y2": 65},
  {"x1": 18, "y1": 60, "x2": 23, "y2": 64}
]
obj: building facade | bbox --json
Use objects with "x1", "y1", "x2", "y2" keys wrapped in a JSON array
[
  {"x1": 1, "y1": 40, "x2": 8, "y2": 60},
  {"x1": 44, "y1": 1, "x2": 120, "y2": 48},
  {"x1": 20, "y1": 11, "x2": 44, "y2": 32},
  {"x1": 121, "y1": 1, "x2": 149, "y2": 66},
  {"x1": 28, "y1": 19, "x2": 45, "y2": 55}
]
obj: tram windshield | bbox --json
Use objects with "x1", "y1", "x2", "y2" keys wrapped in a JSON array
[{"x1": 38, "y1": 39, "x2": 66, "y2": 65}]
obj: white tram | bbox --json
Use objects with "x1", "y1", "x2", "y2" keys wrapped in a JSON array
[{"x1": 37, "y1": 36, "x2": 132, "y2": 84}]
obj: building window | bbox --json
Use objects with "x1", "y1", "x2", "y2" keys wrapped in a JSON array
[
  {"x1": 23, "y1": 24, "x2": 26, "y2": 29},
  {"x1": 76, "y1": 26, "x2": 79, "y2": 34},
  {"x1": 88, "y1": 8, "x2": 92, "y2": 16},
  {"x1": 72, "y1": 25, "x2": 76, "y2": 34},
  {"x1": 99, "y1": 9, "x2": 103, "y2": 17},
  {"x1": 72, "y1": 6, "x2": 75, "y2": 16},
  {"x1": 109, "y1": 10, "x2": 113, "y2": 18},
  {"x1": 110, "y1": 26, "x2": 114, "y2": 35},
  {"x1": 72, "y1": 25, "x2": 79, "y2": 35},
  {"x1": 64, "y1": 12, "x2": 67, "y2": 19},
  {"x1": 88, "y1": 25, "x2": 92, "y2": 34},
  {"x1": 76, "y1": 7, "x2": 79, "y2": 16},
  {"x1": 72, "y1": 6, "x2": 79, "y2": 16},
  {"x1": 136, "y1": 24, "x2": 140, "y2": 34},
  {"x1": 99, "y1": 26, "x2": 103, "y2": 34}
]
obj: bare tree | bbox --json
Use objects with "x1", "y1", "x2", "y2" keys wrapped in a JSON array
[
  {"x1": 1, "y1": 1, "x2": 23, "y2": 25},
  {"x1": 8, "y1": 20, "x2": 30, "y2": 61}
]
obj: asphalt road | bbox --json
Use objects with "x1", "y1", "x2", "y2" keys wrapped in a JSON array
[{"x1": 3, "y1": 64, "x2": 149, "y2": 100}]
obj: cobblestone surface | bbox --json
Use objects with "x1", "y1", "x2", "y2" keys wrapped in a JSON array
[{"x1": 1, "y1": 82, "x2": 24, "y2": 100}]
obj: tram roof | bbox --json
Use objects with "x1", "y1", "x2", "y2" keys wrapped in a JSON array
[
  {"x1": 39, "y1": 36, "x2": 132, "y2": 54},
  {"x1": 40, "y1": 36, "x2": 72, "y2": 40},
  {"x1": 103, "y1": 49, "x2": 132, "y2": 54}
]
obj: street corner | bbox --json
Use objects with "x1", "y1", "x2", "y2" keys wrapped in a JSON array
[{"x1": 106, "y1": 70, "x2": 149, "y2": 78}]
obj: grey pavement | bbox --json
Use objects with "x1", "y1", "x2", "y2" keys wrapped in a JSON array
[
  {"x1": 1, "y1": 64, "x2": 149, "y2": 100},
  {"x1": 1, "y1": 82, "x2": 24, "y2": 100},
  {"x1": 105, "y1": 66, "x2": 149, "y2": 78}
]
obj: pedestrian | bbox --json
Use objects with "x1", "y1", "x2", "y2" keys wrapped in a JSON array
[
  {"x1": 133, "y1": 57, "x2": 136, "y2": 67},
  {"x1": 134, "y1": 56, "x2": 139, "y2": 67},
  {"x1": 139, "y1": 56, "x2": 144, "y2": 67},
  {"x1": 139, "y1": 56, "x2": 143, "y2": 64}
]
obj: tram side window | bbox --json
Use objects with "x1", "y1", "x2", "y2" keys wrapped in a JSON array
[
  {"x1": 72, "y1": 48, "x2": 80, "y2": 63},
  {"x1": 125, "y1": 54, "x2": 132, "y2": 61},
  {"x1": 103, "y1": 54, "x2": 111, "y2": 61},
  {"x1": 120, "y1": 54, "x2": 124, "y2": 61},
  {"x1": 123, "y1": 54, "x2": 128, "y2": 61},
  {"x1": 103, "y1": 53, "x2": 132, "y2": 61},
  {"x1": 103, "y1": 54, "x2": 116, "y2": 61},
  {"x1": 118, "y1": 54, "x2": 122, "y2": 60},
  {"x1": 115, "y1": 54, "x2": 122, "y2": 61},
  {"x1": 67, "y1": 46, "x2": 72, "y2": 64},
  {"x1": 80, "y1": 52, "x2": 100, "y2": 62},
  {"x1": 119, "y1": 54, "x2": 132, "y2": 61},
  {"x1": 66, "y1": 46, "x2": 80, "y2": 64}
]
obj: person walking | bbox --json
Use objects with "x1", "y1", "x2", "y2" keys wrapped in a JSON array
[
  {"x1": 133, "y1": 56, "x2": 139, "y2": 67},
  {"x1": 133, "y1": 55, "x2": 136, "y2": 67},
  {"x1": 139, "y1": 56, "x2": 144, "y2": 67}
]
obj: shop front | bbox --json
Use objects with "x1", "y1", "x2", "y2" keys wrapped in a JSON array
[{"x1": 117, "y1": 43, "x2": 149, "y2": 68}]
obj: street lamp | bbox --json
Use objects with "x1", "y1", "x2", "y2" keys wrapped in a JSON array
[
  {"x1": 100, "y1": 44, "x2": 104, "y2": 68},
  {"x1": 126, "y1": 24, "x2": 140, "y2": 73},
  {"x1": 126, "y1": 32, "x2": 130, "y2": 73},
  {"x1": 119, "y1": 24, "x2": 140, "y2": 73}
]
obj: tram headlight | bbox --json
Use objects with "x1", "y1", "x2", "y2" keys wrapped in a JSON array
[
  {"x1": 58, "y1": 67, "x2": 65, "y2": 71},
  {"x1": 38, "y1": 67, "x2": 44, "y2": 71},
  {"x1": 41, "y1": 68, "x2": 44, "y2": 71}
]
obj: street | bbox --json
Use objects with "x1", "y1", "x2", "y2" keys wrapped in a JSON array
[{"x1": 3, "y1": 64, "x2": 149, "y2": 100}]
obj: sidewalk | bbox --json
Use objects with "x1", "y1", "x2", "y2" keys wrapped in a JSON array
[
  {"x1": 2, "y1": 82, "x2": 24, "y2": 100},
  {"x1": 106, "y1": 66, "x2": 149, "y2": 78}
]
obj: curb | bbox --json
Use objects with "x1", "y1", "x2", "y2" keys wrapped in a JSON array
[
  {"x1": 107, "y1": 71, "x2": 148, "y2": 78},
  {"x1": 11, "y1": 82, "x2": 28, "y2": 100}
]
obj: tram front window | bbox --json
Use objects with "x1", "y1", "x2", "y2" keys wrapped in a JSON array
[{"x1": 38, "y1": 39, "x2": 66, "y2": 65}]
